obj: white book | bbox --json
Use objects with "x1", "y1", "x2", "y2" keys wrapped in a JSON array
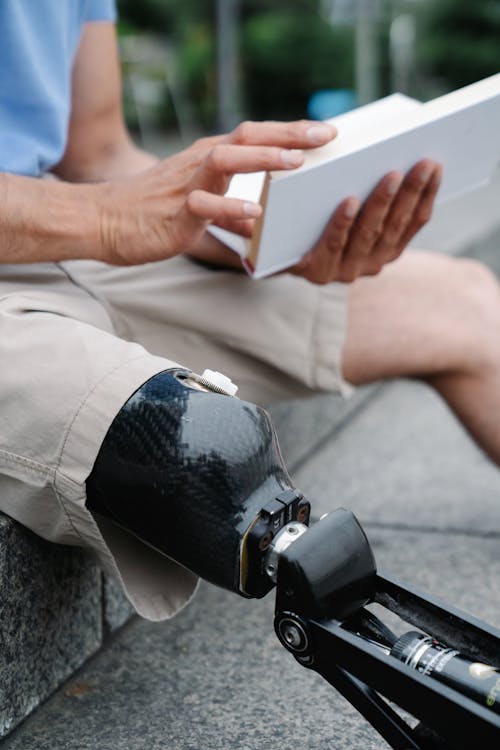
[{"x1": 209, "y1": 74, "x2": 500, "y2": 278}]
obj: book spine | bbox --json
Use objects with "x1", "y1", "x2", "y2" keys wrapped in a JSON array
[{"x1": 247, "y1": 172, "x2": 271, "y2": 273}]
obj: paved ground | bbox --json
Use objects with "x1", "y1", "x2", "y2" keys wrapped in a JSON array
[{"x1": 3, "y1": 179, "x2": 500, "y2": 749}]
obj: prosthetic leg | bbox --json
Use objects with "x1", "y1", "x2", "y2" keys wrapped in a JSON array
[
  {"x1": 86, "y1": 367, "x2": 310, "y2": 598},
  {"x1": 86, "y1": 369, "x2": 500, "y2": 749}
]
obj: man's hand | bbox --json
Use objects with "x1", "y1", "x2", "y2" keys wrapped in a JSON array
[
  {"x1": 50, "y1": 23, "x2": 442, "y2": 276},
  {"x1": 291, "y1": 159, "x2": 443, "y2": 284},
  {"x1": 96, "y1": 120, "x2": 337, "y2": 266}
]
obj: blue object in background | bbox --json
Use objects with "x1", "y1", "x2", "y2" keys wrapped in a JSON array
[{"x1": 308, "y1": 88, "x2": 357, "y2": 120}]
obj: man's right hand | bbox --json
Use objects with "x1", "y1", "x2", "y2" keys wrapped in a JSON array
[{"x1": 95, "y1": 120, "x2": 337, "y2": 266}]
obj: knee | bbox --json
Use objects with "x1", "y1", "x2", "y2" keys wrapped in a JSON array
[
  {"x1": 448, "y1": 256, "x2": 500, "y2": 365},
  {"x1": 454, "y1": 257, "x2": 500, "y2": 322}
]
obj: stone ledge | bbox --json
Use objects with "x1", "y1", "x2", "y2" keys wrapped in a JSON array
[
  {"x1": 0, "y1": 516, "x2": 102, "y2": 738},
  {"x1": 0, "y1": 512, "x2": 135, "y2": 739}
]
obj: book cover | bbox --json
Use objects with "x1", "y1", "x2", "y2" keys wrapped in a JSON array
[{"x1": 209, "y1": 74, "x2": 500, "y2": 278}]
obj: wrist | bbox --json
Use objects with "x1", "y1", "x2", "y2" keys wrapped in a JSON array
[
  {"x1": 0, "y1": 172, "x2": 107, "y2": 264},
  {"x1": 91, "y1": 179, "x2": 129, "y2": 265},
  {"x1": 45, "y1": 179, "x2": 107, "y2": 262}
]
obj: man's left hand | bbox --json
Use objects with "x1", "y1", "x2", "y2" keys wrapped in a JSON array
[{"x1": 291, "y1": 159, "x2": 442, "y2": 284}]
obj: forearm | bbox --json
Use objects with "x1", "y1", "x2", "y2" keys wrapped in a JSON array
[
  {"x1": 0, "y1": 172, "x2": 104, "y2": 263},
  {"x1": 54, "y1": 134, "x2": 159, "y2": 183},
  {"x1": 91, "y1": 141, "x2": 159, "y2": 180}
]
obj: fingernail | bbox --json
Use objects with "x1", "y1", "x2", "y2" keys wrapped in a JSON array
[
  {"x1": 387, "y1": 173, "x2": 403, "y2": 195},
  {"x1": 344, "y1": 198, "x2": 360, "y2": 218},
  {"x1": 243, "y1": 201, "x2": 262, "y2": 218},
  {"x1": 306, "y1": 125, "x2": 336, "y2": 145},
  {"x1": 281, "y1": 149, "x2": 304, "y2": 167},
  {"x1": 418, "y1": 164, "x2": 433, "y2": 183}
]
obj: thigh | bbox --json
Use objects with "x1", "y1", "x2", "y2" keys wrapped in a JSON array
[
  {"x1": 343, "y1": 249, "x2": 498, "y2": 384},
  {"x1": 61, "y1": 256, "x2": 352, "y2": 404},
  {"x1": 0, "y1": 264, "x2": 175, "y2": 509}
]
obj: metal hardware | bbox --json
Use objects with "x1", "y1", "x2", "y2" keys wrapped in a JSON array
[
  {"x1": 264, "y1": 522, "x2": 308, "y2": 583},
  {"x1": 241, "y1": 490, "x2": 310, "y2": 599},
  {"x1": 273, "y1": 509, "x2": 500, "y2": 749},
  {"x1": 277, "y1": 617, "x2": 310, "y2": 653},
  {"x1": 187, "y1": 369, "x2": 238, "y2": 397}
]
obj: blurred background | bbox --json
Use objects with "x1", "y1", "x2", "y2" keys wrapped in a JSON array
[{"x1": 116, "y1": 0, "x2": 500, "y2": 153}]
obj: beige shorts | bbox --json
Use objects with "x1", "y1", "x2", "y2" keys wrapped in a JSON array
[{"x1": 0, "y1": 256, "x2": 349, "y2": 620}]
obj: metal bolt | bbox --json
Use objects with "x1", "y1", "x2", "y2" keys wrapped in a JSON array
[
  {"x1": 282, "y1": 623, "x2": 302, "y2": 648},
  {"x1": 278, "y1": 617, "x2": 309, "y2": 653}
]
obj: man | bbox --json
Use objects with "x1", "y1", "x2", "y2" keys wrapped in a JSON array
[{"x1": 1, "y1": 1, "x2": 500, "y2": 620}]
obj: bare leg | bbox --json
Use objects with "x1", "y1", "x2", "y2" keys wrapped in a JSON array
[{"x1": 343, "y1": 250, "x2": 500, "y2": 464}]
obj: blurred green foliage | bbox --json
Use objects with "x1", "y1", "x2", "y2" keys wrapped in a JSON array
[
  {"x1": 116, "y1": 0, "x2": 500, "y2": 132},
  {"x1": 117, "y1": 0, "x2": 354, "y2": 129},
  {"x1": 117, "y1": 0, "x2": 212, "y2": 35},
  {"x1": 241, "y1": 11, "x2": 353, "y2": 120},
  {"x1": 416, "y1": 0, "x2": 500, "y2": 90}
]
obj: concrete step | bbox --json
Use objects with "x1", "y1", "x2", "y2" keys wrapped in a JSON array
[{"x1": 0, "y1": 521, "x2": 133, "y2": 738}]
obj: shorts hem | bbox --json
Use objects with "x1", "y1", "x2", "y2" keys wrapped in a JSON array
[
  {"x1": 311, "y1": 282, "x2": 353, "y2": 397},
  {"x1": 53, "y1": 353, "x2": 200, "y2": 620}
]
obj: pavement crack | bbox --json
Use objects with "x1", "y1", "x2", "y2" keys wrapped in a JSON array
[{"x1": 361, "y1": 520, "x2": 500, "y2": 540}]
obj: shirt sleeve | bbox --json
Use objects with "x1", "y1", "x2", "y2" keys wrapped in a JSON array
[{"x1": 84, "y1": 0, "x2": 117, "y2": 22}]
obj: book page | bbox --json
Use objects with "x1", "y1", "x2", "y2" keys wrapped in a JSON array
[{"x1": 208, "y1": 171, "x2": 265, "y2": 256}]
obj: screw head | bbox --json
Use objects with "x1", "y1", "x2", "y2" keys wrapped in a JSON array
[
  {"x1": 283, "y1": 624, "x2": 302, "y2": 647},
  {"x1": 278, "y1": 617, "x2": 309, "y2": 654}
]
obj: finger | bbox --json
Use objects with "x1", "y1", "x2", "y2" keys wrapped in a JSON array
[
  {"x1": 370, "y1": 159, "x2": 439, "y2": 258},
  {"x1": 211, "y1": 217, "x2": 255, "y2": 238},
  {"x1": 367, "y1": 162, "x2": 442, "y2": 267},
  {"x1": 291, "y1": 197, "x2": 360, "y2": 283},
  {"x1": 192, "y1": 134, "x2": 226, "y2": 151},
  {"x1": 339, "y1": 171, "x2": 403, "y2": 277},
  {"x1": 186, "y1": 189, "x2": 263, "y2": 223},
  {"x1": 227, "y1": 119, "x2": 337, "y2": 149},
  {"x1": 396, "y1": 164, "x2": 443, "y2": 250},
  {"x1": 194, "y1": 144, "x2": 305, "y2": 192}
]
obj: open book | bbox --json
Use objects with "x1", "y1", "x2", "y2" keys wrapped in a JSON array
[{"x1": 209, "y1": 73, "x2": 500, "y2": 278}]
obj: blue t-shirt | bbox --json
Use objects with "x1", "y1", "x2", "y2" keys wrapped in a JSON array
[{"x1": 0, "y1": 0, "x2": 117, "y2": 177}]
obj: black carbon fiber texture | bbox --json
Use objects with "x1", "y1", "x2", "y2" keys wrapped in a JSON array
[{"x1": 86, "y1": 370, "x2": 294, "y2": 593}]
